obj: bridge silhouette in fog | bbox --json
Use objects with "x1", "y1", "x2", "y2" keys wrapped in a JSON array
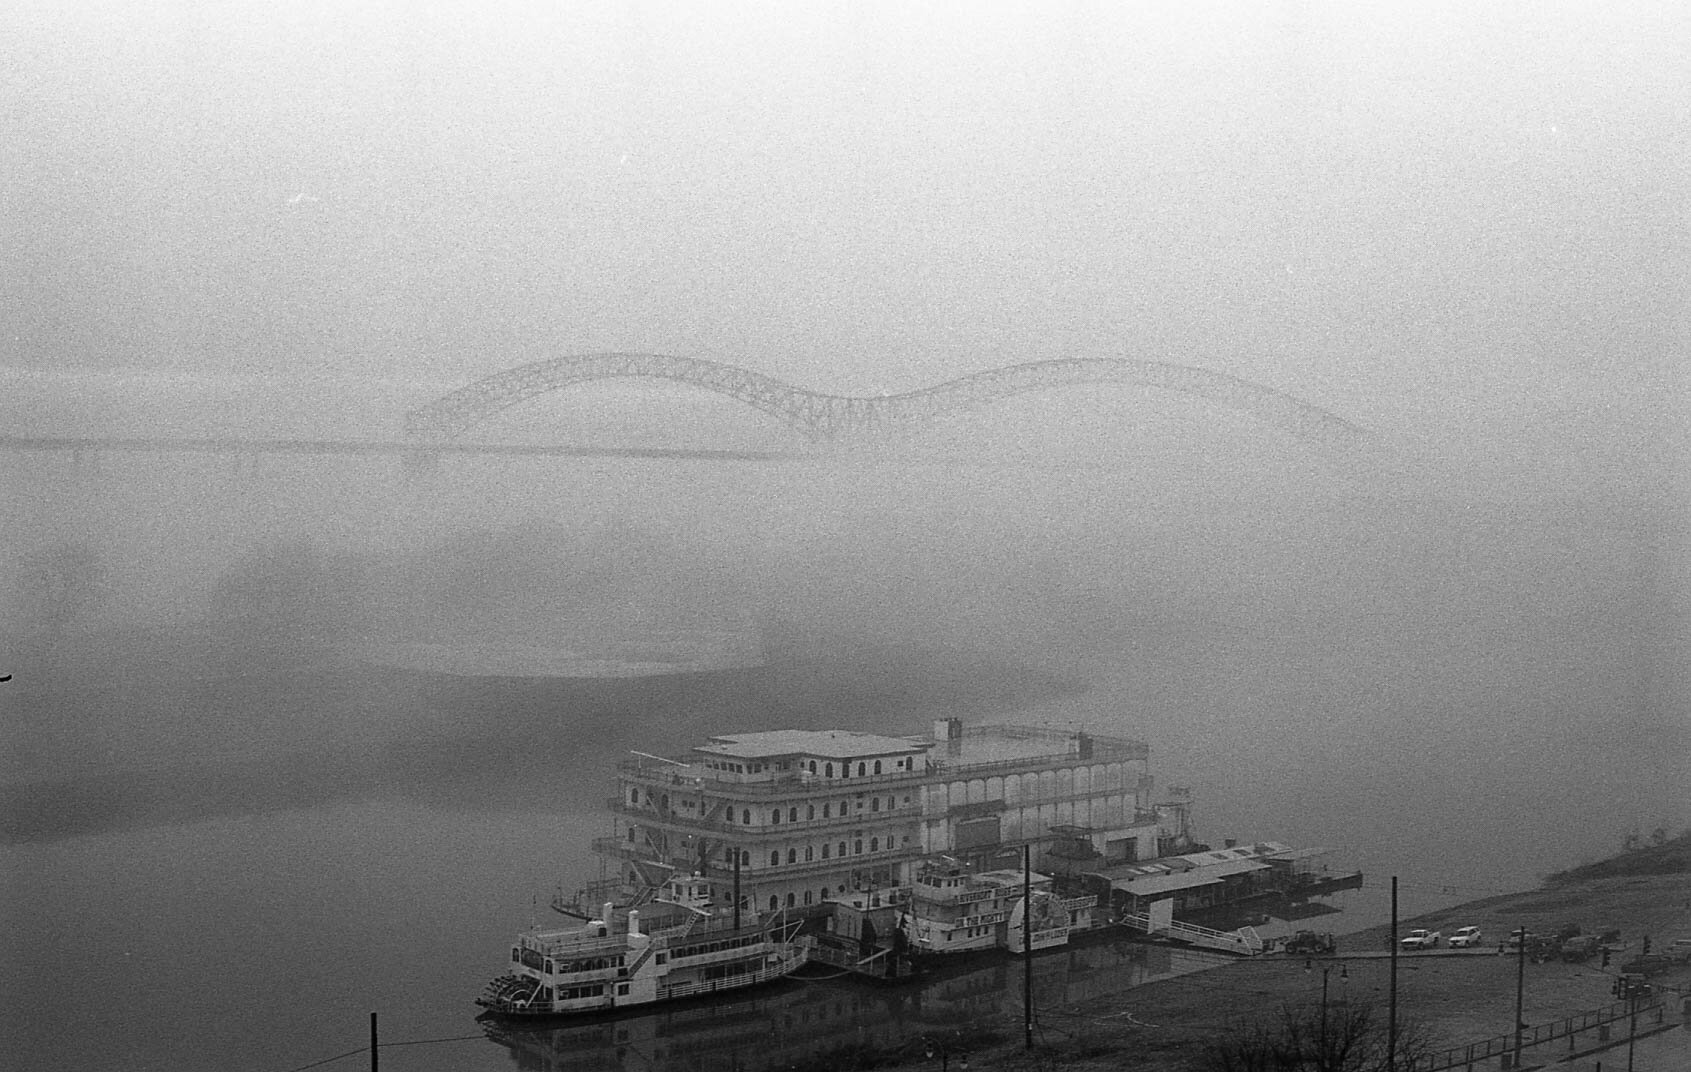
[
  {"x1": 7, "y1": 356, "x2": 1370, "y2": 462},
  {"x1": 405, "y1": 354, "x2": 1370, "y2": 450}
]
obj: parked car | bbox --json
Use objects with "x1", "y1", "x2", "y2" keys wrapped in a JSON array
[
  {"x1": 1448, "y1": 926, "x2": 1483, "y2": 948},
  {"x1": 1283, "y1": 930, "x2": 1336, "y2": 956},
  {"x1": 1400, "y1": 929, "x2": 1441, "y2": 950}
]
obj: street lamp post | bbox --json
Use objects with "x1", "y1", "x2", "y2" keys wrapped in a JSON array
[{"x1": 1306, "y1": 958, "x2": 1349, "y2": 1060}]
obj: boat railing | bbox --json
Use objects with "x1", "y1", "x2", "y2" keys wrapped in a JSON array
[
  {"x1": 654, "y1": 948, "x2": 806, "y2": 1002},
  {"x1": 617, "y1": 761, "x2": 931, "y2": 794},
  {"x1": 520, "y1": 931, "x2": 630, "y2": 958}
]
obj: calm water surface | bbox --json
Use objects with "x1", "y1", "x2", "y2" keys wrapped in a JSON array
[{"x1": 2, "y1": 801, "x2": 1373, "y2": 1072}]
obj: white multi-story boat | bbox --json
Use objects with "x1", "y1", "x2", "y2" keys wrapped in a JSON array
[
  {"x1": 577, "y1": 720, "x2": 1194, "y2": 924},
  {"x1": 477, "y1": 872, "x2": 805, "y2": 1019}
]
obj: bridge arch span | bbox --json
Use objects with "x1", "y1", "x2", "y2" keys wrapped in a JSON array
[{"x1": 404, "y1": 353, "x2": 1368, "y2": 450}]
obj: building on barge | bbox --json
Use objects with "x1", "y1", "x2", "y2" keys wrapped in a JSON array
[
  {"x1": 1080, "y1": 842, "x2": 1364, "y2": 920},
  {"x1": 574, "y1": 719, "x2": 1195, "y2": 923}
]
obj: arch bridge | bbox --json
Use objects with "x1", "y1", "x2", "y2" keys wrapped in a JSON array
[{"x1": 404, "y1": 353, "x2": 1369, "y2": 451}]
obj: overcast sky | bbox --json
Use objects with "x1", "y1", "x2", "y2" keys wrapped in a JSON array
[{"x1": 5, "y1": 1, "x2": 1687, "y2": 460}]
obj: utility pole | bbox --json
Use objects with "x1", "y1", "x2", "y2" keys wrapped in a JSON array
[
  {"x1": 1387, "y1": 876, "x2": 1398, "y2": 1072},
  {"x1": 1513, "y1": 925, "x2": 1527, "y2": 1069},
  {"x1": 1023, "y1": 844, "x2": 1034, "y2": 1051}
]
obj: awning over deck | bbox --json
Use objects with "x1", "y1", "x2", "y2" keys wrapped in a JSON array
[
  {"x1": 1095, "y1": 857, "x2": 1269, "y2": 898},
  {"x1": 1105, "y1": 871, "x2": 1223, "y2": 897}
]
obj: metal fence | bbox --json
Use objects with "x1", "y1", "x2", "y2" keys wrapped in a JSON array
[{"x1": 1415, "y1": 997, "x2": 1661, "y2": 1071}]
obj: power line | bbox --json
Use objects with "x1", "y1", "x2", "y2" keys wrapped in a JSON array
[
  {"x1": 279, "y1": 1046, "x2": 366, "y2": 1072},
  {"x1": 277, "y1": 1029, "x2": 486, "y2": 1072}
]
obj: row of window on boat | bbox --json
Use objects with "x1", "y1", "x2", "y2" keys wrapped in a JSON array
[
  {"x1": 664, "y1": 932, "x2": 763, "y2": 962},
  {"x1": 514, "y1": 949, "x2": 628, "y2": 975},
  {"x1": 531, "y1": 982, "x2": 607, "y2": 1003},
  {"x1": 633, "y1": 792, "x2": 914, "y2": 822},
  {"x1": 701, "y1": 757, "x2": 915, "y2": 778}
]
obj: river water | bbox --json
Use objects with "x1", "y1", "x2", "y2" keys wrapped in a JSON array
[
  {"x1": 5, "y1": 451, "x2": 1685, "y2": 1070},
  {"x1": 1, "y1": 797, "x2": 1371, "y2": 1072}
]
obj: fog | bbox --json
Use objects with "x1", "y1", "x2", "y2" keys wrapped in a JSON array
[{"x1": 5, "y1": 0, "x2": 1688, "y2": 909}]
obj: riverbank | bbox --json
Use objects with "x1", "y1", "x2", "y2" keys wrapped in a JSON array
[{"x1": 799, "y1": 852, "x2": 1691, "y2": 1070}]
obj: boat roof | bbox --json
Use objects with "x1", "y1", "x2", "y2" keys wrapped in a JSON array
[
  {"x1": 697, "y1": 729, "x2": 928, "y2": 760},
  {"x1": 1115, "y1": 871, "x2": 1225, "y2": 896}
]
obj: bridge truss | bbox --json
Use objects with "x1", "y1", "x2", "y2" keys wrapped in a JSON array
[{"x1": 403, "y1": 353, "x2": 1369, "y2": 450}]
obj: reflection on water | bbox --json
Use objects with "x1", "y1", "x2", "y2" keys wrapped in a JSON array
[{"x1": 482, "y1": 939, "x2": 1224, "y2": 1071}]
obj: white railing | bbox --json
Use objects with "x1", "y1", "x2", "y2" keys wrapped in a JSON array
[{"x1": 1119, "y1": 913, "x2": 1265, "y2": 955}]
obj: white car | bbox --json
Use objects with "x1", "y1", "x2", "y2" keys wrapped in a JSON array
[
  {"x1": 1400, "y1": 928, "x2": 1441, "y2": 950},
  {"x1": 1448, "y1": 926, "x2": 1483, "y2": 948}
]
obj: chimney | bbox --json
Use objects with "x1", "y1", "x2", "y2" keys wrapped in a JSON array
[{"x1": 627, "y1": 910, "x2": 641, "y2": 937}]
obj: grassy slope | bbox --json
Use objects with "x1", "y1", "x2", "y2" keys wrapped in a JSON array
[{"x1": 795, "y1": 839, "x2": 1691, "y2": 1071}]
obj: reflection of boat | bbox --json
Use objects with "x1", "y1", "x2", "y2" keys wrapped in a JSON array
[
  {"x1": 482, "y1": 935, "x2": 1229, "y2": 1071},
  {"x1": 477, "y1": 872, "x2": 805, "y2": 1019}
]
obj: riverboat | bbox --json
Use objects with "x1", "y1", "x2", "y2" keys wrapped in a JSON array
[
  {"x1": 905, "y1": 856, "x2": 1095, "y2": 956},
  {"x1": 497, "y1": 720, "x2": 1357, "y2": 1000},
  {"x1": 477, "y1": 872, "x2": 806, "y2": 1019}
]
